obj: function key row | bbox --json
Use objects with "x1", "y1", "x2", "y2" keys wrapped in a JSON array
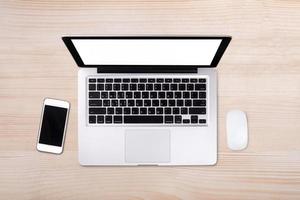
[{"x1": 88, "y1": 78, "x2": 206, "y2": 83}]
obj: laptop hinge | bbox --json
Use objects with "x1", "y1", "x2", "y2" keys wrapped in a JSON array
[{"x1": 97, "y1": 67, "x2": 198, "y2": 73}]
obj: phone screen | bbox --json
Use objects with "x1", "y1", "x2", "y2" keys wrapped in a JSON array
[{"x1": 39, "y1": 105, "x2": 67, "y2": 147}]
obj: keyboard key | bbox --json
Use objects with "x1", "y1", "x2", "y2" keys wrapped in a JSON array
[
  {"x1": 170, "y1": 84, "x2": 177, "y2": 90},
  {"x1": 182, "y1": 79, "x2": 189, "y2": 83},
  {"x1": 179, "y1": 84, "x2": 185, "y2": 90},
  {"x1": 107, "y1": 108, "x2": 114, "y2": 114},
  {"x1": 164, "y1": 108, "x2": 171, "y2": 114},
  {"x1": 185, "y1": 100, "x2": 192, "y2": 106},
  {"x1": 199, "y1": 78, "x2": 206, "y2": 83},
  {"x1": 144, "y1": 100, "x2": 151, "y2": 106},
  {"x1": 131, "y1": 78, "x2": 138, "y2": 83},
  {"x1": 132, "y1": 108, "x2": 139, "y2": 114},
  {"x1": 123, "y1": 78, "x2": 130, "y2": 83},
  {"x1": 146, "y1": 84, "x2": 153, "y2": 90},
  {"x1": 124, "y1": 108, "x2": 131, "y2": 114},
  {"x1": 140, "y1": 78, "x2": 147, "y2": 83},
  {"x1": 199, "y1": 119, "x2": 206, "y2": 124},
  {"x1": 156, "y1": 108, "x2": 163, "y2": 114},
  {"x1": 117, "y1": 92, "x2": 124, "y2": 98},
  {"x1": 130, "y1": 84, "x2": 137, "y2": 90},
  {"x1": 121, "y1": 84, "x2": 129, "y2": 90},
  {"x1": 97, "y1": 116, "x2": 104, "y2": 124},
  {"x1": 97, "y1": 78, "x2": 104, "y2": 83},
  {"x1": 109, "y1": 92, "x2": 116, "y2": 98},
  {"x1": 150, "y1": 92, "x2": 157, "y2": 98},
  {"x1": 136, "y1": 100, "x2": 143, "y2": 106},
  {"x1": 105, "y1": 84, "x2": 112, "y2": 90},
  {"x1": 148, "y1": 108, "x2": 155, "y2": 114},
  {"x1": 173, "y1": 78, "x2": 180, "y2": 83},
  {"x1": 89, "y1": 92, "x2": 100, "y2": 98},
  {"x1": 114, "y1": 78, "x2": 121, "y2": 82},
  {"x1": 89, "y1": 84, "x2": 96, "y2": 90},
  {"x1": 167, "y1": 92, "x2": 173, "y2": 98},
  {"x1": 113, "y1": 116, "x2": 122, "y2": 123},
  {"x1": 165, "y1": 78, "x2": 172, "y2": 83},
  {"x1": 128, "y1": 100, "x2": 135, "y2": 106},
  {"x1": 199, "y1": 92, "x2": 206, "y2": 98},
  {"x1": 89, "y1": 78, "x2": 96, "y2": 83},
  {"x1": 175, "y1": 115, "x2": 182, "y2": 123},
  {"x1": 111, "y1": 100, "x2": 118, "y2": 106},
  {"x1": 181, "y1": 108, "x2": 188, "y2": 114},
  {"x1": 183, "y1": 119, "x2": 190, "y2": 124},
  {"x1": 195, "y1": 84, "x2": 206, "y2": 90},
  {"x1": 193, "y1": 100, "x2": 206, "y2": 106},
  {"x1": 89, "y1": 116, "x2": 96, "y2": 123},
  {"x1": 89, "y1": 100, "x2": 102, "y2": 106},
  {"x1": 183, "y1": 92, "x2": 190, "y2": 98},
  {"x1": 105, "y1": 116, "x2": 112, "y2": 123},
  {"x1": 191, "y1": 92, "x2": 198, "y2": 98},
  {"x1": 134, "y1": 92, "x2": 141, "y2": 98},
  {"x1": 106, "y1": 78, "x2": 113, "y2": 83},
  {"x1": 158, "y1": 92, "x2": 165, "y2": 98},
  {"x1": 142, "y1": 92, "x2": 149, "y2": 98},
  {"x1": 113, "y1": 84, "x2": 120, "y2": 90},
  {"x1": 165, "y1": 116, "x2": 173, "y2": 123},
  {"x1": 160, "y1": 100, "x2": 167, "y2": 106},
  {"x1": 124, "y1": 116, "x2": 163, "y2": 123},
  {"x1": 103, "y1": 100, "x2": 110, "y2": 106},
  {"x1": 152, "y1": 100, "x2": 159, "y2": 106},
  {"x1": 101, "y1": 92, "x2": 108, "y2": 98},
  {"x1": 177, "y1": 100, "x2": 184, "y2": 106},
  {"x1": 140, "y1": 108, "x2": 147, "y2": 114},
  {"x1": 157, "y1": 78, "x2": 164, "y2": 83},
  {"x1": 191, "y1": 115, "x2": 198, "y2": 123},
  {"x1": 89, "y1": 108, "x2": 106, "y2": 114},
  {"x1": 154, "y1": 84, "x2": 161, "y2": 90},
  {"x1": 173, "y1": 108, "x2": 180, "y2": 114},
  {"x1": 148, "y1": 78, "x2": 155, "y2": 83},
  {"x1": 126, "y1": 92, "x2": 133, "y2": 98},
  {"x1": 191, "y1": 78, "x2": 197, "y2": 83},
  {"x1": 116, "y1": 108, "x2": 122, "y2": 114},
  {"x1": 169, "y1": 100, "x2": 175, "y2": 106},
  {"x1": 120, "y1": 100, "x2": 126, "y2": 106},
  {"x1": 189, "y1": 108, "x2": 206, "y2": 114},
  {"x1": 187, "y1": 84, "x2": 194, "y2": 90},
  {"x1": 162, "y1": 84, "x2": 169, "y2": 90},
  {"x1": 138, "y1": 84, "x2": 145, "y2": 90},
  {"x1": 175, "y1": 92, "x2": 181, "y2": 98}
]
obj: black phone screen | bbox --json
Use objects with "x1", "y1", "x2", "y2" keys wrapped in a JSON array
[{"x1": 39, "y1": 105, "x2": 67, "y2": 147}]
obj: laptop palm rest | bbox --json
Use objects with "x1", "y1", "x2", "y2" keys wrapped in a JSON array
[{"x1": 125, "y1": 129, "x2": 170, "y2": 164}]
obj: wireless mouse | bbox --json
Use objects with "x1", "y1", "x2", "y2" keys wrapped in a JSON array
[{"x1": 226, "y1": 110, "x2": 248, "y2": 150}]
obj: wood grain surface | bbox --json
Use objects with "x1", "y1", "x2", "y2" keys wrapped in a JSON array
[{"x1": 0, "y1": 0, "x2": 300, "y2": 199}]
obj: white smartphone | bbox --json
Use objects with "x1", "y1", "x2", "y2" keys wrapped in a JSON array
[{"x1": 37, "y1": 98, "x2": 70, "y2": 154}]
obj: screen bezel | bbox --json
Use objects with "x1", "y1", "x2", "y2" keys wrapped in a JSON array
[
  {"x1": 62, "y1": 36, "x2": 231, "y2": 69},
  {"x1": 37, "y1": 98, "x2": 70, "y2": 154}
]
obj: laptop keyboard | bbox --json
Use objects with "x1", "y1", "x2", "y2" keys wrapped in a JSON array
[{"x1": 87, "y1": 77, "x2": 208, "y2": 125}]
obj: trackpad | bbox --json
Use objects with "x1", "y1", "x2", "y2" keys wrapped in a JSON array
[{"x1": 125, "y1": 129, "x2": 170, "y2": 163}]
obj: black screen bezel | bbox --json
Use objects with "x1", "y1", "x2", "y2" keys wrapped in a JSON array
[{"x1": 62, "y1": 36, "x2": 231, "y2": 69}]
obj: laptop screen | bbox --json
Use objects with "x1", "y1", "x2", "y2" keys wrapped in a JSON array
[{"x1": 63, "y1": 37, "x2": 231, "y2": 67}]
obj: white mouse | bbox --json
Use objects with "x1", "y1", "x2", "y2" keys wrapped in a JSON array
[{"x1": 226, "y1": 110, "x2": 248, "y2": 150}]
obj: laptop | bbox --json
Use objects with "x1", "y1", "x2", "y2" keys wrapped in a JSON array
[{"x1": 62, "y1": 36, "x2": 231, "y2": 166}]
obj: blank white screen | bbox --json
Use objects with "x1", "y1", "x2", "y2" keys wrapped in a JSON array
[{"x1": 71, "y1": 39, "x2": 222, "y2": 65}]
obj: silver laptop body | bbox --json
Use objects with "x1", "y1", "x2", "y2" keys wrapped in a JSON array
[{"x1": 63, "y1": 36, "x2": 231, "y2": 166}]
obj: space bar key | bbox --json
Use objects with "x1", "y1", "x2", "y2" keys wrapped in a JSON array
[{"x1": 124, "y1": 116, "x2": 163, "y2": 124}]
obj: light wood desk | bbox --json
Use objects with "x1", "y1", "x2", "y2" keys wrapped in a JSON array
[{"x1": 0, "y1": 1, "x2": 300, "y2": 199}]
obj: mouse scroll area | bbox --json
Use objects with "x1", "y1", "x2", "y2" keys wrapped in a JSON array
[{"x1": 125, "y1": 129, "x2": 170, "y2": 163}]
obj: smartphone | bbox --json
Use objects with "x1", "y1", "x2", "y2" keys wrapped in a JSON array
[{"x1": 37, "y1": 98, "x2": 70, "y2": 154}]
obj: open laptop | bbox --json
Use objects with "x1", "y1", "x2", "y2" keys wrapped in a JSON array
[{"x1": 62, "y1": 36, "x2": 231, "y2": 166}]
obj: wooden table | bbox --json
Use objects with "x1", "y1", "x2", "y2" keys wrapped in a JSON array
[{"x1": 1, "y1": 1, "x2": 300, "y2": 199}]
